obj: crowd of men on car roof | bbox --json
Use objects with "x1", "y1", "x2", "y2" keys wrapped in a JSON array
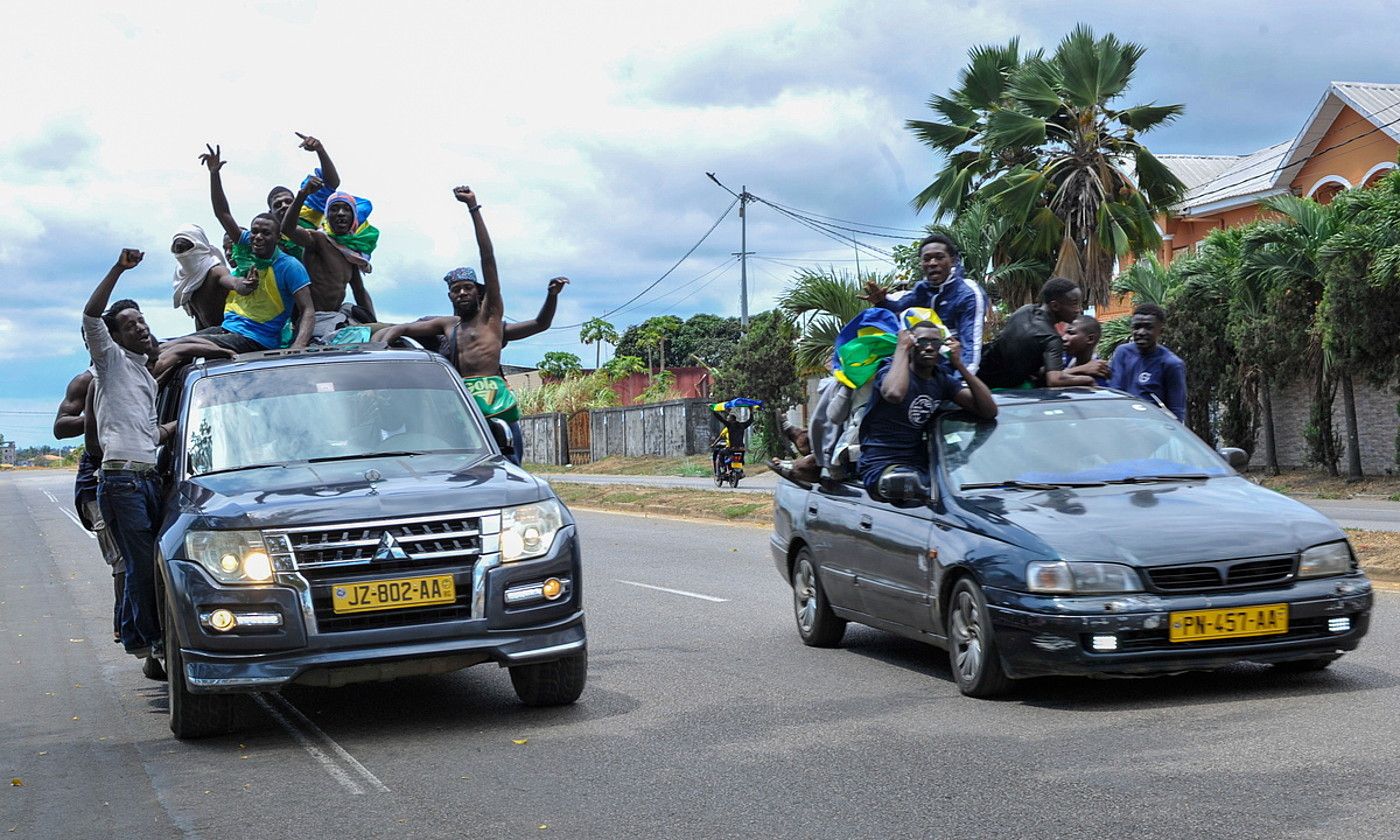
[
  {"x1": 769, "y1": 232, "x2": 1187, "y2": 502},
  {"x1": 54, "y1": 133, "x2": 570, "y2": 678}
]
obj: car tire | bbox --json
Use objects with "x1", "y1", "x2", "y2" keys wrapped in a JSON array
[
  {"x1": 1272, "y1": 655, "x2": 1340, "y2": 673},
  {"x1": 165, "y1": 596, "x2": 235, "y2": 739},
  {"x1": 509, "y1": 649, "x2": 588, "y2": 706},
  {"x1": 946, "y1": 577, "x2": 1012, "y2": 698},
  {"x1": 793, "y1": 549, "x2": 845, "y2": 647}
]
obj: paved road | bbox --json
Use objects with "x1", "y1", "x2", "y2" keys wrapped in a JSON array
[
  {"x1": 5, "y1": 469, "x2": 1400, "y2": 839},
  {"x1": 541, "y1": 472, "x2": 1400, "y2": 531}
]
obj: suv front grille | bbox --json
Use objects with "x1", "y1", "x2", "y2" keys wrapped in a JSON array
[
  {"x1": 264, "y1": 510, "x2": 502, "y2": 633},
  {"x1": 1146, "y1": 555, "x2": 1296, "y2": 593}
]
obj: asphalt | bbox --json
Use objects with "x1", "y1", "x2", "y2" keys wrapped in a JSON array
[
  {"x1": 4, "y1": 469, "x2": 1400, "y2": 839},
  {"x1": 540, "y1": 471, "x2": 1400, "y2": 531}
]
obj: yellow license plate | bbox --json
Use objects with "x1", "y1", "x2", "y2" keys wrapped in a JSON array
[
  {"x1": 1169, "y1": 603, "x2": 1289, "y2": 642},
  {"x1": 332, "y1": 574, "x2": 456, "y2": 614}
]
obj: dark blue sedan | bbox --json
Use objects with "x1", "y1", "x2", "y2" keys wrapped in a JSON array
[{"x1": 770, "y1": 389, "x2": 1372, "y2": 697}]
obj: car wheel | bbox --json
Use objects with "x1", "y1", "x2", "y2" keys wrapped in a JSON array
[
  {"x1": 1272, "y1": 655, "x2": 1340, "y2": 673},
  {"x1": 793, "y1": 549, "x2": 845, "y2": 647},
  {"x1": 165, "y1": 596, "x2": 235, "y2": 739},
  {"x1": 946, "y1": 577, "x2": 1012, "y2": 698},
  {"x1": 509, "y1": 649, "x2": 588, "y2": 706}
]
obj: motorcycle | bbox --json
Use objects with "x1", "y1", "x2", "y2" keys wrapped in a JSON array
[{"x1": 713, "y1": 446, "x2": 746, "y2": 488}]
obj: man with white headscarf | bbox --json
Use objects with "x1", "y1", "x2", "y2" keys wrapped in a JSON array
[{"x1": 170, "y1": 223, "x2": 252, "y2": 330}]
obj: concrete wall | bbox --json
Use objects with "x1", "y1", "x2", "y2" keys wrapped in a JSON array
[
  {"x1": 1248, "y1": 380, "x2": 1399, "y2": 475},
  {"x1": 518, "y1": 413, "x2": 568, "y2": 466},
  {"x1": 589, "y1": 399, "x2": 714, "y2": 460}
]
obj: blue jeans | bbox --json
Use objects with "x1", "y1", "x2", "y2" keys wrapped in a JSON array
[{"x1": 98, "y1": 471, "x2": 163, "y2": 652}]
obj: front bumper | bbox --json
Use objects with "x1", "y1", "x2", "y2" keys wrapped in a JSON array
[
  {"x1": 165, "y1": 528, "x2": 585, "y2": 693},
  {"x1": 985, "y1": 575, "x2": 1372, "y2": 679}
]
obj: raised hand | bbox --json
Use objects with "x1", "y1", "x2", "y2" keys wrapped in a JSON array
[
  {"x1": 859, "y1": 277, "x2": 889, "y2": 304},
  {"x1": 547, "y1": 276, "x2": 570, "y2": 295},
  {"x1": 301, "y1": 175, "x2": 324, "y2": 196},
  {"x1": 295, "y1": 132, "x2": 323, "y2": 153},
  {"x1": 453, "y1": 185, "x2": 478, "y2": 207},
  {"x1": 945, "y1": 337, "x2": 964, "y2": 369},
  {"x1": 198, "y1": 143, "x2": 225, "y2": 173},
  {"x1": 116, "y1": 248, "x2": 144, "y2": 270}
]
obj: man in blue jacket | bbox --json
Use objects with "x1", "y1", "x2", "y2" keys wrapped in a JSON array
[
  {"x1": 863, "y1": 234, "x2": 987, "y2": 375},
  {"x1": 1108, "y1": 303, "x2": 1186, "y2": 422}
]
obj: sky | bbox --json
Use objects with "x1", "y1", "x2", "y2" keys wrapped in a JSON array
[{"x1": 6, "y1": 0, "x2": 1400, "y2": 446}]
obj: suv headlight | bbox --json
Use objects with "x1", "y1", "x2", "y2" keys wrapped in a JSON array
[
  {"x1": 1026, "y1": 560, "x2": 1143, "y2": 594},
  {"x1": 1298, "y1": 541, "x2": 1353, "y2": 578},
  {"x1": 500, "y1": 500, "x2": 565, "y2": 562},
  {"x1": 184, "y1": 530, "x2": 276, "y2": 584}
]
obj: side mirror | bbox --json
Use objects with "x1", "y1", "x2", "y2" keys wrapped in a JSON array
[
  {"x1": 1218, "y1": 447, "x2": 1248, "y2": 470},
  {"x1": 489, "y1": 418, "x2": 515, "y2": 457},
  {"x1": 877, "y1": 470, "x2": 930, "y2": 505}
]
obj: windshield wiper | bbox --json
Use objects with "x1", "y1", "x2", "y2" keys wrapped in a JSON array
[
  {"x1": 301, "y1": 450, "x2": 431, "y2": 465},
  {"x1": 960, "y1": 479, "x2": 1106, "y2": 491},
  {"x1": 1103, "y1": 473, "x2": 1212, "y2": 484}
]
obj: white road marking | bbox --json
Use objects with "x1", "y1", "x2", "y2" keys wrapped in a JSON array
[
  {"x1": 258, "y1": 692, "x2": 391, "y2": 793},
  {"x1": 615, "y1": 579, "x2": 729, "y2": 603},
  {"x1": 253, "y1": 695, "x2": 366, "y2": 795},
  {"x1": 59, "y1": 508, "x2": 97, "y2": 540},
  {"x1": 43, "y1": 490, "x2": 58, "y2": 503}
]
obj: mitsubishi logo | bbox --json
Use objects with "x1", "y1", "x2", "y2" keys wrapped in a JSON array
[{"x1": 373, "y1": 532, "x2": 410, "y2": 562}]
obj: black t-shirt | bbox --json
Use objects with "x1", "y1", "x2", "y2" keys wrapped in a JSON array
[
  {"x1": 979, "y1": 304, "x2": 1065, "y2": 389},
  {"x1": 857, "y1": 358, "x2": 962, "y2": 487}
]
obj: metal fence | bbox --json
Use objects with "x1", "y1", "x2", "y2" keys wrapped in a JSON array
[{"x1": 517, "y1": 398, "x2": 717, "y2": 465}]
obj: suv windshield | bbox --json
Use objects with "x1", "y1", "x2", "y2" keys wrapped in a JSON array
[
  {"x1": 184, "y1": 360, "x2": 490, "y2": 476},
  {"x1": 939, "y1": 398, "x2": 1230, "y2": 490}
]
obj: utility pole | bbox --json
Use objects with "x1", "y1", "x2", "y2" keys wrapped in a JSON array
[{"x1": 707, "y1": 173, "x2": 752, "y2": 331}]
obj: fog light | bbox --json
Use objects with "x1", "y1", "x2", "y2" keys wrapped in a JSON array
[
  {"x1": 232, "y1": 612, "x2": 282, "y2": 628},
  {"x1": 1091, "y1": 634, "x2": 1119, "y2": 652},
  {"x1": 1328, "y1": 617, "x2": 1351, "y2": 634},
  {"x1": 542, "y1": 578, "x2": 563, "y2": 600},
  {"x1": 504, "y1": 583, "x2": 545, "y2": 605},
  {"x1": 208, "y1": 609, "x2": 236, "y2": 632}
]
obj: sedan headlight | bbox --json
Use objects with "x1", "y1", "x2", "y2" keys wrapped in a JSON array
[
  {"x1": 1026, "y1": 560, "x2": 1144, "y2": 594},
  {"x1": 500, "y1": 500, "x2": 565, "y2": 562},
  {"x1": 1298, "y1": 541, "x2": 1354, "y2": 578},
  {"x1": 184, "y1": 530, "x2": 276, "y2": 585}
]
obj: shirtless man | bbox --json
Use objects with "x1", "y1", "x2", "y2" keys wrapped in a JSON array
[
  {"x1": 373, "y1": 186, "x2": 546, "y2": 465},
  {"x1": 280, "y1": 175, "x2": 378, "y2": 328},
  {"x1": 265, "y1": 133, "x2": 341, "y2": 253}
]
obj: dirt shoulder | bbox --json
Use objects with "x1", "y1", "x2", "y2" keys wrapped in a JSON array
[
  {"x1": 551, "y1": 481, "x2": 1400, "y2": 582},
  {"x1": 526, "y1": 456, "x2": 771, "y2": 478},
  {"x1": 1253, "y1": 468, "x2": 1400, "y2": 500}
]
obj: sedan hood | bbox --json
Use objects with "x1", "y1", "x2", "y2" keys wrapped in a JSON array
[
  {"x1": 955, "y1": 476, "x2": 1345, "y2": 565},
  {"x1": 176, "y1": 453, "x2": 549, "y2": 529}
]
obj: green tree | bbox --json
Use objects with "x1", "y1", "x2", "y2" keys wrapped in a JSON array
[
  {"x1": 714, "y1": 310, "x2": 803, "y2": 460},
  {"x1": 579, "y1": 317, "x2": 619, "y2": 369},
  {"x1": 1242, "y1": 195, "x2": 1343, "y2": 475},
  {"x1": 776, "y1": 267, "x2": 872, "y2": 373},
  {"x1": 601, "y1": 354, "x2": 646, "y2": 381},
  {"x1": 670, "y1": 313, "x2": 742, "y2": 368},
  {"x1": 538, "y1": 351, "x2": 584, "y2": 380},
  {"x1": 1162, "y1": 237, "x2": 1241, "y2": 444},
  {"x1": 616, "y1": 315, "x2": 683, "y2": 375},
  {"x1": 908, "y1": 25, "x2": 1186, "y2": 306}
]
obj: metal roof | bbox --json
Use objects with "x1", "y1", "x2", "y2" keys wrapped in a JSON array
[
  {"x1": 1174, "y1": 141, "x2": 1292, "y2": 215},
  {"x1": 1156, "y1": 155, "x2": 1241, "y2": 193}
]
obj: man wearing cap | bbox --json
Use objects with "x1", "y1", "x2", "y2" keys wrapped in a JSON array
[
  {"x1": 280, "y1": 174, "x2": 381, "y2": 337},
  {"x1": 373, "y1": 186, "x2": 562, "y2": 465}
]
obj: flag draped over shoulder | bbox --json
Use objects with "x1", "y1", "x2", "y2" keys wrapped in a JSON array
[{"x1": 830, "y1": 307, "x2": 949, "y2": 388}]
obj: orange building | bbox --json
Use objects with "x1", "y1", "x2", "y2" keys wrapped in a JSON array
[{"x1": 1100, "y1": 81, "x2": 1400, "y2": 318}]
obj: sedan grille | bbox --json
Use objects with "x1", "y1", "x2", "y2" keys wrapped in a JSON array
[{"x1": 1146, "y1": 555, "x2": 1296, "y2": 593}]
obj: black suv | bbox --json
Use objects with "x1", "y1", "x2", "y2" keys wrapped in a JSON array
[{"x1": 153, "y1": 346, "x2": 585, "y2": 738}]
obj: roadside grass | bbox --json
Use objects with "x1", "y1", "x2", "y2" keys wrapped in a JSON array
[
  {"x1": 552, "y1": 481, "x2": 773, "y2": 524},
  {"x1": 1254, "y1": 468, "x2": 1400, "y2": 500},
  {"x1": 526, "y1": 455, "x2": 771, "y2": 478}
]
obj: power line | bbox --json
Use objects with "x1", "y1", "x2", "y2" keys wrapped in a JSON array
[
  {"x1": 605, "y1": 255, "x2": 740, "y2": 321},
  {"x1": 756, "y1": 199, "x2": 930, "y2": 236},
  {"x1": 542, "y1": 196, "x2": 739, "y2": 332}
]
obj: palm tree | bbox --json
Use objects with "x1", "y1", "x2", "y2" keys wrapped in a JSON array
[
  {"x1": 579, "y1": 317, "x2": 619, "y2": 369},
  {"x1": 776, "y1": 267, "x2": 873, "y2": 373},
  {"x1": 907, "y1": 25, "x2": 1186, "y2": 306},
  {"x1": 1242, "y1": 195, "x2": 1345, "y2": 476}
]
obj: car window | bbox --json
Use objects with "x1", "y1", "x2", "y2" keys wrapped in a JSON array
[
  {"x1": 184, "y1": 360, "x2": 489, "y2": 476},
  {"x1": 938, "y1": 398, "x2": 1230, "y2": 490}
]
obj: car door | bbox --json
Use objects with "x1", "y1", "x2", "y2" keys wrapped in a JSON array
[
  {"x1": 805, "y1": 481, "x2": 866, "y2": 613},
  {"x1": 848, "y1": 490, "x2": 935, "y2": 631}
]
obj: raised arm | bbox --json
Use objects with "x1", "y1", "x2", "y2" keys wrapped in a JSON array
[
  {"x1": 504, "y1": 277, "x2": 568, "y2": 341},
  {"x1": 296, "y1": 133, "x2": 339, "y2": 191},
  {"x1": 947, "y1": 338, "x2": 997, "y2": 420},
  {"x1": 84, "y1": 249, "x2": 143, "y2": 318},
  {"x1": 880, "y1": 331, "x2": 915, "y2": 404},
  {"x1": 454, "y1": 186, "x2": 502, "y2": 315},
  {"x1": 279, "y1": 175, "x2": 323, "y2": 247},
  {"x1": 53, "y1": 372, "x2": 92, "y2": 439},
  {"x1": 199, "y1": 144, "x2": 242, "y2": 243}
]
